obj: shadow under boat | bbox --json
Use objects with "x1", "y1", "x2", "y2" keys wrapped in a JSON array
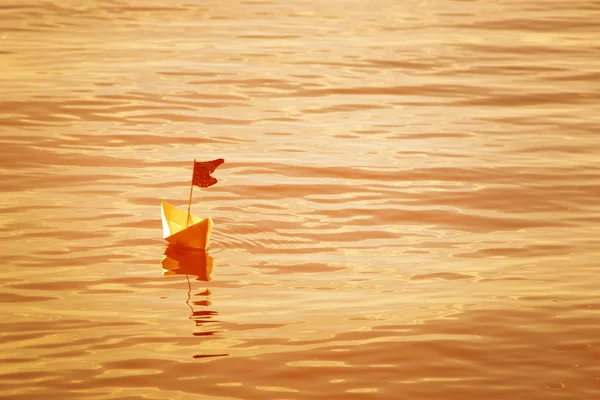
[{"x1": 160, "y1": 245, "x2": 213, "y2": 281}]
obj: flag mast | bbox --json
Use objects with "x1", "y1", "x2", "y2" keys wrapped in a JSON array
[{"x1": 186, "y1": 158, "x2": 196, "y2": 228}]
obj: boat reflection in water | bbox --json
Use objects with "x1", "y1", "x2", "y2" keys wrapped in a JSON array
[
  {"x1": 161, "y1": 245, "x2": 213, "y2": 281},
  {"x1": 161, "y1": 245, "x2": 227, "y2": 359}
]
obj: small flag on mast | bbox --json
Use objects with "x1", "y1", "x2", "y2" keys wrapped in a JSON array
[{"x1": 192, "y1": 158, "x2": 224, "y2": 188}]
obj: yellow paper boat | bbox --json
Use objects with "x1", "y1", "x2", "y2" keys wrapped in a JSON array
[{"x1": 161, "y1": 201, "x2": 214, "y2": 250}]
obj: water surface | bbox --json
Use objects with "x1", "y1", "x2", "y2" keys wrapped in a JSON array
[{"x1": 1, "y1": 0, "x2": 599, "y2": 399}]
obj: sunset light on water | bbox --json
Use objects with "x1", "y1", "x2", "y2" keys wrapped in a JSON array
[{"x1": 1, "y1": 0, "x2": 599, "y2": 399}]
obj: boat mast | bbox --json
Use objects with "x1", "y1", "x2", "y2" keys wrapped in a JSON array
[{"x1": 186, "y1": 158, "x2": 195, "y2": 228}]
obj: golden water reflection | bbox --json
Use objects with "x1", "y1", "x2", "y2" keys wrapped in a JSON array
[
  {"x1": 161, "y1": 245, "x2": 226, "y2": 358},
  {"x1": 2, "y1": 0, "x2": 599, "y2": 396},
  {"x1": 161, "y1": 245, "x2": 213, "y2": 281}
]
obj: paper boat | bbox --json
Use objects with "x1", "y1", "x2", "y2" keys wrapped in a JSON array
[
  {"x1": 161, "y1": 245, "x2": 214, "y2": 281},
  {"x1": 161, "y1": 201, "x2": 214, "y2": 250}
]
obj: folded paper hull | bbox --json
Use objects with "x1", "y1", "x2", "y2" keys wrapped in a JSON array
[{"x1": 161, "y1": 201, "x2": 213, "y2": 250}]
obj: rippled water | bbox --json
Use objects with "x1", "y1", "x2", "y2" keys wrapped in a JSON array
[{"x1": 1, "y1": 0, "x2": 600, "y2": 398}]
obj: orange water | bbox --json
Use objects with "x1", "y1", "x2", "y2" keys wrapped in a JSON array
[{"x1": 1, "y1": 0, "x2": 600, "y2": 399}]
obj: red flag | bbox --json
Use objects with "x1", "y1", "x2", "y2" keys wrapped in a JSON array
[{"x1": 192, "y1": 158, "x2": 224, "y2": 188}]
